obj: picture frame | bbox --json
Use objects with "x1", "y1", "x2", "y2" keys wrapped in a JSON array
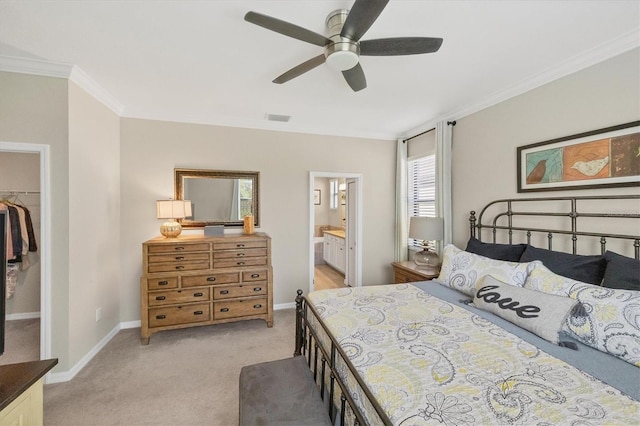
[
  {"x1": 517, "y1": 121, "x2": 640, "y2": 192},
  {"x1": 314, "y1": 189, "x2": 321, "y2": 205}
]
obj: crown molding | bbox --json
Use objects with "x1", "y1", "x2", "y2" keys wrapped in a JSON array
[
  {"x1": 402, "y1": 28, "x2": 640, "y2": 139},
  {"x1": 0, "y1": 55, "x2": 124, "y2": 115}
]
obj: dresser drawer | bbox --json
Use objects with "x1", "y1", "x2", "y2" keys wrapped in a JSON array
[
  {"x1": 148, "y1": 242, "x2": 210, "y2": 254},
  {"x1": 213, "y1": 283, "x2": 267, "y2": 300},
  {"x1": 148, "y1": 252, "x2": 210, "y2": 264},
  {"x1": 214, "y1": 240, "x2": 267, "y2": 251},
  {"x1": 148, "y1": 303, "x2": 211, "y2": 327},
  {"x1": 214, "y1": 257, "x2": 267, "y2": 269},
  {"x1": 148, "y1": 288, "x2": 210, "y2": 307},
  {"x1": 146, "y1": 277, "x2": 179, "y2": 291},
  {"x1": 213, "y1": 297, "x2": 267, "y2": 320},
  {"x1": 181, "y1": 272, "x2": 239, "y2": 288},
  {"x1": 148, "y1": 260, "x2": 210, "y2": 273},
  {"x1": 213, "y1": 248, "x2": 268, "y2": 259},
  {"x1": 243, "y1": 270, "x2": 269, "y2": 282}
]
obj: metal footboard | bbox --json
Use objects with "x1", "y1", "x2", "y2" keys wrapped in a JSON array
[{"x1": 294, "y1": 290, "x2": 392, "y2": 426}]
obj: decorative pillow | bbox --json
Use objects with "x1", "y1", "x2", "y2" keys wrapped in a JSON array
[
  {"x1": 519, "y1": 245, "x2": 606, "y2": 285},
  {"x1": 473, "y1": 275, "x2": 581, "y2": 344},
  {"x1": 436, "y1": 244, "x2": 539, "y2": 297},
  {"x1": 524, "y1": 264, "x2": 640, "y2": 366},
  {"x1": 465, "y1": 237, "x2": 527, "y2": 262},
  {"x1": 602, "y1": 251, "x2": 640, "y2": 291}
]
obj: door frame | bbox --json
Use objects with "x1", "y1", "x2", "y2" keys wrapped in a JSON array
[
  {"x1": 0, "y1": 142, "x2": 51, "y2": 362},
  {"x1": 309, "y1": 171, "x2": 363, "y2": 292}
]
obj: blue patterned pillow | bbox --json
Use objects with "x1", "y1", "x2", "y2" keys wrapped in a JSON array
[
  {"x1": 525, "y1": 264, "x2": 640, "y2": 366},
  {"x1": 436, "y1": 244, "x2": 540, "y2": 297}
]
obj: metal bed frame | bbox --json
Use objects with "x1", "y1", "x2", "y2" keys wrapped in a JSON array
[{"x1": 294, "y1": 195, "x2": 640, "y2": 425}]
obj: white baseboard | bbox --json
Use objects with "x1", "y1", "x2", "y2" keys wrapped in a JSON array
[
  {"x1": 274, "y1": 302, "x2": 295, "y2": 310},
  {"x1": 6, "y1": 312, "x2": 41, "y2": 321}
]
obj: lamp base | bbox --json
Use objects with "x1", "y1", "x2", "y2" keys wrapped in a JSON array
[
  {"x1": 160, "y1": 220, "x2": 182, "y2": 238},
  {"x1": 414, "y1": 248, "x2": 440, "y2": 275}
]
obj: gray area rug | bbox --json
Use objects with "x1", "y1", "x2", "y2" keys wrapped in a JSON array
[{"x1": 44, "y1": 309, "x2": 295, "y2": 425}]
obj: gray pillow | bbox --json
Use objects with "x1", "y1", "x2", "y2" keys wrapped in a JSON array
[
  {"x1": 465, "y1": 237, "x2": 527, "y2": 262},
  {"x1": 473, "y1": 275, "x2": 582, "y2": 344},
  {"x1": 602, "y1": 251, "x2": 640, "y2": 291},
  {"x1": 519, "y1": 245, "x2": 606, "y2": 285}
]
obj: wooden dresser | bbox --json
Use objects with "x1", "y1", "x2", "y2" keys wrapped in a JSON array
[
  {"x1": 140, "y1": 233, "x2": 273, "y2": 344},
  {"x1": 391, "y1": 261, "x2": 439, "y2": 283}
]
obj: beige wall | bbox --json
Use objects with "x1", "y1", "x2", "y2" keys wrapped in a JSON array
[
  {"x1": 119, "y1": 119, "x2": 397, "y2": 320},
  {"x1": 451, "y1": 48, "x2": 640, "y2": 249},
  {"x1": 0, "y1": 71, "x2": 71, "y2": 369},
  {"x1": 68, "y1": 81, "x2": 121, "y2": 366}
]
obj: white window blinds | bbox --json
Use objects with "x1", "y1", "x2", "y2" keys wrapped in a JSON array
[{"x1": 408, "y1": 154, "x2": 436, "y2": 248}]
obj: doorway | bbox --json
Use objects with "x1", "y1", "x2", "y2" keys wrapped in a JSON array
[
  {"x1": 309, "y1": 172, "x2": 362, "y2": 293},
  {"x1": 0, "y1": 142, "x2": 51, "y2": 365}
]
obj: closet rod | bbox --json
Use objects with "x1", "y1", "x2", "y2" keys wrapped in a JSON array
[{"x1": 0, "y1": 190, "x2": 40, "y2": 194}]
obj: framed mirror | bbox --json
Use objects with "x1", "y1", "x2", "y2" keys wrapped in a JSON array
[{"x1": 175, "y1": 168, "x2": 259, "y2": 228}]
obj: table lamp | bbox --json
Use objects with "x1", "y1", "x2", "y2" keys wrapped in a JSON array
[
  {"x1": 156, "y1": 200, "x2": 192, "y2": 238},
  {"x1": 409, "y1": 216, "x2": 444, "y2": 273}
]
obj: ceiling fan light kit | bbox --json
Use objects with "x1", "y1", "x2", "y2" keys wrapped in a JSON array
[{"x1": 244, "y1": 0, "x2": 442, "y2": 92}]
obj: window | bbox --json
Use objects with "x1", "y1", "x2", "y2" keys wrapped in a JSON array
[
  {"x1": 408, "y1": 154, "x2": 436, "y2": 249},
  {"x1": 329, "y1": 179, "x2": 339, "y2": 209}
]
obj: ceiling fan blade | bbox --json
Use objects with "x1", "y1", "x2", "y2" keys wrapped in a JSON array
[
  {"x1": 342, "y1": 63, "x2": 367, "y2": 92},
  {"x1": 273, "y1": 54, "x2": 326, "y2": 84},
  {"x1": 245, "y1": 11, "x2": 332, "y2": 47},
  {"x1": 360, "y1": 37, "x2": 443, "y2": 56},
  {"x1": 341, "y1": 0, "x2": 389, "y2": 41}
]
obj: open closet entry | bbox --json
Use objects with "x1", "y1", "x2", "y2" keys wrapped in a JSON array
[{"x1": 0, "y1": 143, "x2": 51, "y2": 366}]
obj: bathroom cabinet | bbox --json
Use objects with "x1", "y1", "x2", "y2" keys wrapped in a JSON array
[{"x1": 323, "y1": 232, "x2": 345, "y2": 274}]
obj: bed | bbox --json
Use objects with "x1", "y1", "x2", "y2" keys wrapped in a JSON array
[{"x1": 294, "y1": 195, "x2": 640, "y2": 425}]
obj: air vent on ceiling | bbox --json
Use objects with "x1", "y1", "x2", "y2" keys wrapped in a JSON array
[{"x1": 265, "y1": 113, "x2": 291, "y2": 123}]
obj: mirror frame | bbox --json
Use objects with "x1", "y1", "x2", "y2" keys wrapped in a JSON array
[{"x1": 174, "y1": 168, "x2": 260, "y2": 228}]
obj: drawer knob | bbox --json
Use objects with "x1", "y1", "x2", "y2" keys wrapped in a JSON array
[
  {"x1": 220, "y1": 290, "x2": 229, "y2": 295},
  {"x1": 251, "y1": 273, "x2": 260, "y2": 278},
  {"x1": 220, "y1": 308, "x2": 229, "y2": 312},
  {"x1": 158, "y1": 280, "x2": 169, "y2": 286},
  {"x1": 236, "y1": 253, "x2": 245, "y2": 257},
  {"x1": 193, "y1": 292, "x2": 204, "y2": 297},
  {"x1": 237, "y1": 244, "x2": 245, "y2": 248},
  {"x1": 155, "y1": 296, "x2": 166, "y2": 301},
  {"x1": 237, "y1": 261, "x2": 245, "y2": 265},
  {"x1": 175, "y1": 256, "x2": 185, "y2": 260},
  {"x1": 194, "y1": 310, "x2": 203, "y2": 315},
  {"x1": 174, "y1": 246, "x2": 185, "y2": 251},
  {"x1": 156, "y1": 315, "x2": 166, "y2": 320},
  {"x1": 175, "y1": 266, "x2": 185, "y2": 270},
  {"x1": 207, "y1": 277, "x2": 216, "y2": 282},
  {"x1": 253, "y1": 287, "x2": 262, "y2": 292},
  {"x1": 253, "y1": 304, "x2": 262, "y2": 309}
]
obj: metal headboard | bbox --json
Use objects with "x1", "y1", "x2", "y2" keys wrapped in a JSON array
[{"x1": 469, "y1": 195, "x2": 640, "y2": 259}]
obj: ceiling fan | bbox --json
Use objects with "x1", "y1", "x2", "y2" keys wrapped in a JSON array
[{"x1": 244, "y1": 0, "x2": 443, "y2": 92}]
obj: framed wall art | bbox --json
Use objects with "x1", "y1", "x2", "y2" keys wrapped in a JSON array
[
  {"x1": 517, "y1": 121, "x2": 640, "y2": 192},
  {"x1": 314, "y1": 189, "x2": 321, "y2": 205}
]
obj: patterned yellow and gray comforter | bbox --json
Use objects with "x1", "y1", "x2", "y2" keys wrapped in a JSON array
[{"x1": 307, "y1": 284, "x2": 639, "y2": 426}]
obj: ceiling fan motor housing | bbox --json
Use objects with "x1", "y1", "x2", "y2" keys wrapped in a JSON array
[{"x1": 324, "y1": 9, "x2": 360, "y2": 71}]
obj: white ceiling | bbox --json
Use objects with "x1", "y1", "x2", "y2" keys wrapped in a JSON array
[{"x1": 1, "y1": 1, "x2": 638, "y2": 140}]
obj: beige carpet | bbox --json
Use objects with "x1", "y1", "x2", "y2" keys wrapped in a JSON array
[{"x1": 44, "y1": 309, "x2": 295, "y2": 426}]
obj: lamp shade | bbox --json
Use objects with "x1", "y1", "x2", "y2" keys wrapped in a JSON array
[
  {"x1": 156, "y1": 200, "x2": 192, "y2": 219},
  {"x1": 409, "y1": 216, "x2": 444, "y2": 241}
]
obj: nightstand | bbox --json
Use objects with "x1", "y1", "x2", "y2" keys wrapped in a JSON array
[{"x1": 391, "y1": 261, "x2": 440, "y2": 283}]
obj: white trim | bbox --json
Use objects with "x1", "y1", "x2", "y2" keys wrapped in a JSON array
[
  {"x1": 0, "y1": 142, "x2": 51, "y2": 368},
  {"x1": 0, "y1": 55, "x2": 124, "y2": 116},
  {"x1": 275, "y1": 302, "x2": 295, "y2": 310},
  {"x1": 6, "y1": 312, "x2": 40, "y2": 321},
  {"x1": 402, "y1": 31, "x2": 640, "y2": 139},
  {"x1": 119, "y1": 320, "x2": 141, "y2": 329}
]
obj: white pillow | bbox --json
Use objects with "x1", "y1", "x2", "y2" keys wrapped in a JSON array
[
  {"x1": 525, "y1": 264, "x2": 640, "y2": 367},
  {"x1": 436, "y1": 244, "x2": 540, "y2": 297}
]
